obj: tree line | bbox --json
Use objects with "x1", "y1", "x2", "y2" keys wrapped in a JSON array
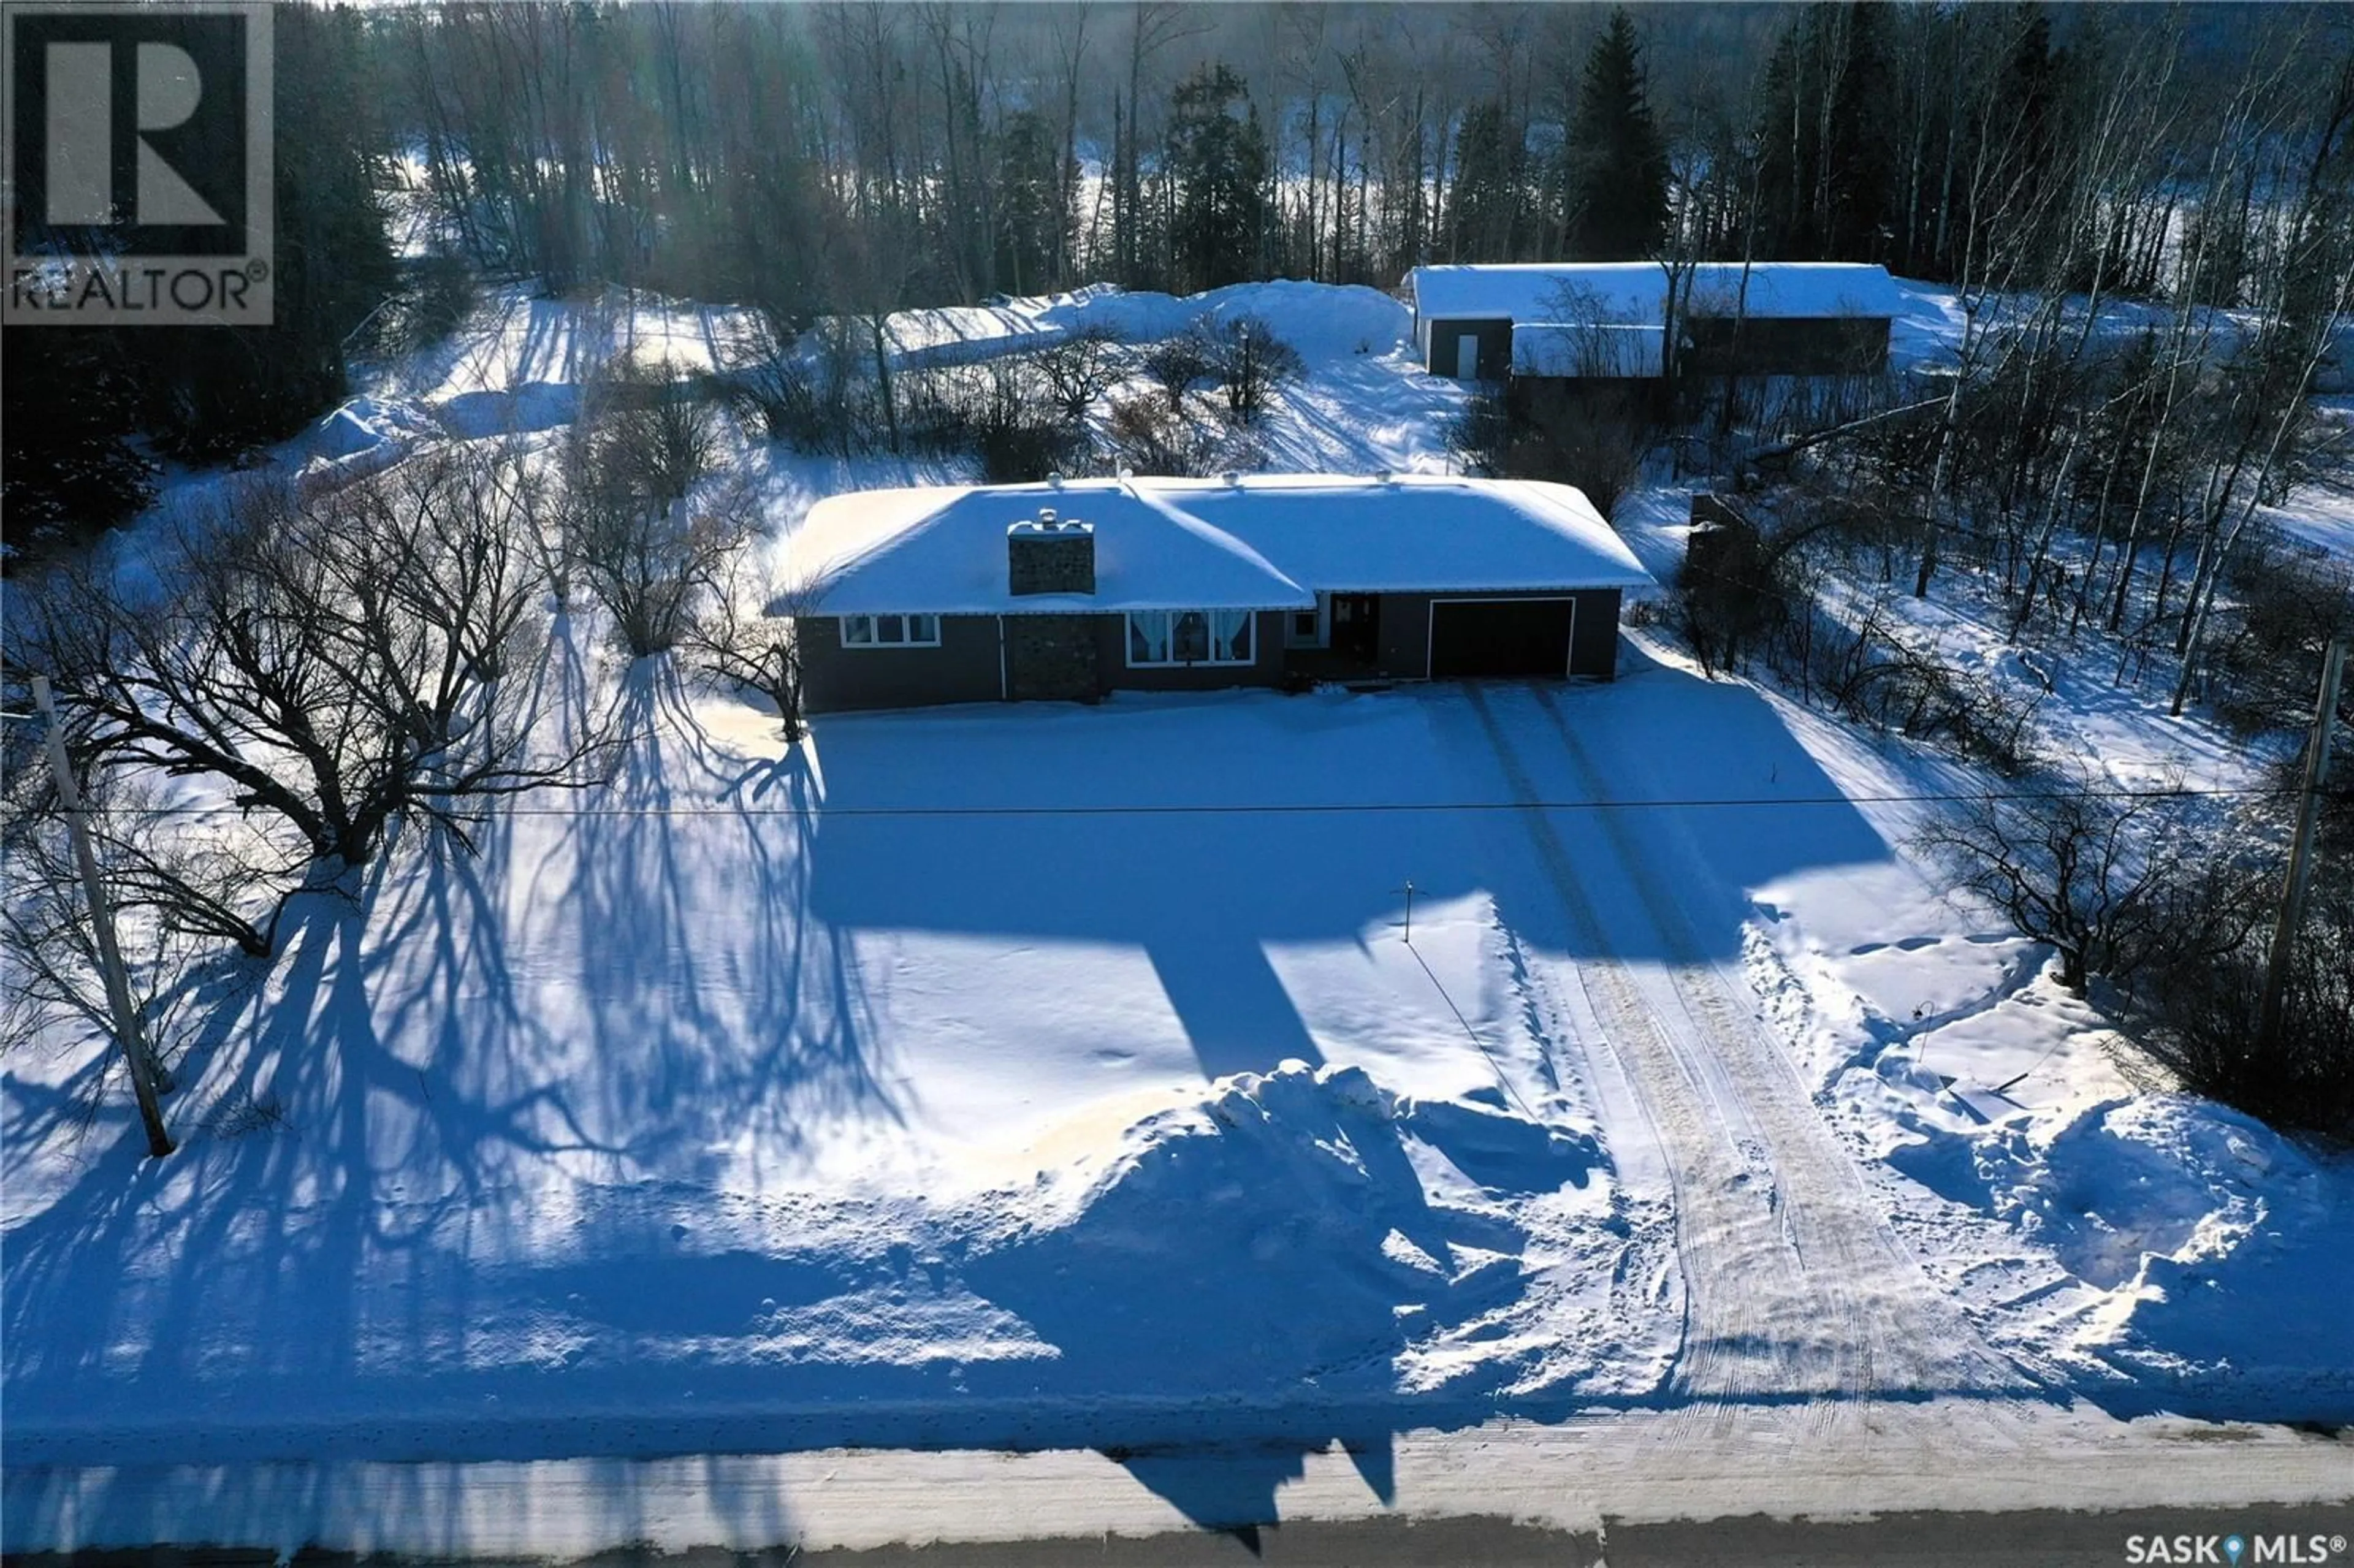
[{"x1": 7, "y1": 2, "x2": 2342, "y2": 557}]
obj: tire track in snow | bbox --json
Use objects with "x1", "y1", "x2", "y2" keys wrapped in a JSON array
[{"x1": 1455, "y1": 685, "x2": 2035, "y2": 1409}]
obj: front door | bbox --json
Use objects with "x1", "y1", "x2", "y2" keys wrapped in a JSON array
[
  {"x1": 1330, "y1": 593, "x2": 1381, "y2": 663},
  {"x1": 1455, "y1": 332, "x2": 1480, "y2": 381}
]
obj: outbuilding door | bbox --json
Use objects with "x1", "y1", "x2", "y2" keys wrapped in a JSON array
[{"x1": 1427, "y1": 596, "x2": 1577, "y2": 679}]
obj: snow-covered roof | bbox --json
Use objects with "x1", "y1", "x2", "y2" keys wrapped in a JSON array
[
  {"x1": 785, "y1": 474, "x2": 1653, "y2": 615},
  {"x1": 1512, "y1": 322, "x2": 1666, "y2": 379},
  {"x1": 1410, "y1": 263, "x2": 1906, "y2": 329}
]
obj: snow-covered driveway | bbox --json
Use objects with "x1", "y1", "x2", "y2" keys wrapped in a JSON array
[{"x1": 1443, "y1": 679, "x2": 2034, "y2": 1404}]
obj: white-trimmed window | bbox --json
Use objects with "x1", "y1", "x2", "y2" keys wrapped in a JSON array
[
  {"x1": 841, "y1": 613, "x2": 942, "y2": 648},
  {"x1": 1126, "y1": 609, "x2": 1254, "y2": 667}
]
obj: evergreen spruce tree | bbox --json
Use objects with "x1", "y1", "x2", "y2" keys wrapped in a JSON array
[
  {"x1": 994, "y1": 110, "x2": 1074, "y2": 298},
  {"x1": 1752, "y1": 4, "x2": 1895, "y2": 262},
  {"x1": 1562, "y1": 9, "x2": 1669, "y2": 259},
  {"x1": 1752, "y1": 19, "x2": 1811, "y2": 258},
  {"x1": 0, "y1": 330, "x2": 157, "y2": 557},
  {"x1": 1445, "y1": 101, "x2": 1529, "y2": 262},
  {"x1": 1167, "y1": 64, "x2": 1271, "y2": 295},
  {"x1": 1822, "y1": 3, "x2": 1893, "y2": 261}
]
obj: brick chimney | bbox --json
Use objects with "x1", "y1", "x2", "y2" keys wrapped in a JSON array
[{"x1": 1008, "y1": 506, "x2": 1095, "y2": 596}]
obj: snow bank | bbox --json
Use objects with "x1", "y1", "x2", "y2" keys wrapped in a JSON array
[
  {"x1": 1880, "y1": 1090, "x2": 2354, "y2": 1417},
  {"x1": 960, "y1": 1060, "x2": 1653, "y2": 1413},
  {"x1": 291, "y1": 396, "x2": 440, "y2": 464},
  {"x1": 878, "y1": 279, "x2": 1410, "y2": 371}
]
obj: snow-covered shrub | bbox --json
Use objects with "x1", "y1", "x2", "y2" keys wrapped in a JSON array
[
  {"x1": 1911, "y1": 763, "x2": 2207, "y2": 995},
  {"x1": 403, "y1": 251, "x2": 479, "y2": 349},
  {"x1": 564, "y1": 360, "x2": 748, "y2": 659},
  {"x1": 902, "y1": 359, "x2": 1089, "y2": 483},
  {"x1": 735, "y1": 316, "x2": 883, "y2": 455},
  {"x1": 1103, "y1": 394, "x2": 1259, "y2": 479},
  {"x1": 1206, "y1": 314, "x2": 1305, "y2": 424},
  {"x1": 1444, "y1": 383, "x2": 1514, "y2": 477},
  {"x1": 1141, "y1": 321, "x2": 1216, "y2": 413},
  {"x1": 1674, "y1": 506, "x2": 1791, "y2": 679}
]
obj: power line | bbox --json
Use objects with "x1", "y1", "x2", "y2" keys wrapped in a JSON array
[{"x1": 101, "y1": 783, "x2": 2269, "y2": 821}]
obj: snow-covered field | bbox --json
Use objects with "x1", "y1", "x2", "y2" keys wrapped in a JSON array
[{"x1": 6, "y1": 273, "x2": 2352, "y2": 1550}]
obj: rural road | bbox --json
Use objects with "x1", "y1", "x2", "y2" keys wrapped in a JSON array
[{"x1": 8, "y1": 1404, "x2": 2351, "y2": 1560}]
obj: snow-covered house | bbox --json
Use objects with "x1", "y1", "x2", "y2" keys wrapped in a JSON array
[
  {"x1": 1404, "y1": 262, "x2": 1905, "y2": 384},
  {"x1": 783, "y1": 474, "x2": 1655, "y2": 714}
]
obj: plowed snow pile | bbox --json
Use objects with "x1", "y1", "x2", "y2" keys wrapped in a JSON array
[{"x1": 952, "y1": 1061, "x2": 1668, "y2": 1415}]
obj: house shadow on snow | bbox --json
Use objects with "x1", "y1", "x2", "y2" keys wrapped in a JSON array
[{"x1": 802, "y1": 656, "x2": 1894, "y2": 1076}]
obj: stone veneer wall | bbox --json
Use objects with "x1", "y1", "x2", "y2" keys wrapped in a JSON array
[
  {"x1": 1005, "y1": 615, "x2": 1101, "y2": 701},
  {"x1": 1008, "y1": 530, "x2": 1095, "y2": 595}
]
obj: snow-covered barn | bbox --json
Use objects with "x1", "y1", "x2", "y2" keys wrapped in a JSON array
[
  {"x1": 782, "y1": 473, "x2": 1655, "y2": 713},
  {"x1": 1404, "y1": 262, "x2": 1906, "y2": 383}
]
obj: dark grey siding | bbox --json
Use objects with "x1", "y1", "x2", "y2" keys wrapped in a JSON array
[
  {"x1": 801, "y1": 594, "x2": 1627, "y2": 717},
  {"x1": 1426, "y1": 318, "x2": 1513, "y2": 379},
  {"x1": 1569, "y1": 588, "x2": 1622, "y2": 676},
  {"x1": 1095, "y1": 611, "x2": 1287, "y2": 693},
  {"x1": 1510, "y1": 375, "x2": 1667, "y2": 427},
  {"x1": 1683, "y1": 315, "x2": 1890, "y2": 377},
  {"x1": 1368, "y1": 588, "x2": 1624, "y2": 679},
  {"x1": 799, "y1": 614, "x2": 1004, "y2": 714}
]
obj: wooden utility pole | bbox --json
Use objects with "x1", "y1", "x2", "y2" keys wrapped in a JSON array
[
  {"x1": 30, "y1": 676, "x2": 175, "y2": 1157},
  {"x1": 2258, "y1": 636, "x2": 2347, "y2": 1052}
]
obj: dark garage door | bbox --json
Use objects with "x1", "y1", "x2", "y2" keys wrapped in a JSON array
[{"x1": 1428, "y1": 597, "x2": 1577, "y2": 679}]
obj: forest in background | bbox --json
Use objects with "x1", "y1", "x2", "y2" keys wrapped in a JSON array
[{"x1": 7, "y1": 1, "x2": 2351, "y2": 555}]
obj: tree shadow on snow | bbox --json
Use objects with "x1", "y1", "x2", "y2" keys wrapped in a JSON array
[{"x1": 1, "y1": 660, "x2": 896, "y2": 1465}]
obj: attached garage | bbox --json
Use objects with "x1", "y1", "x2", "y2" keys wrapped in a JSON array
[{"x1": 1427, "y1": 596, "x2": 1577, "y2": 679}]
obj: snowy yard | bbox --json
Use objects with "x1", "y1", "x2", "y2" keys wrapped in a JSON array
[
  {"x1": 12, "y1": 648, "x2": 2348, "y2": 1480},
  {"x1": 7, "y1": 275, "x2": 2353, "y2": 1545}
]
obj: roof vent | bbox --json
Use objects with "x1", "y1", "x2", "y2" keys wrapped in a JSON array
[
  {"x1": 1038, "y1": 506, "x2": 1057, "y2": 530},
  {"x1": 1048, "y1": 471, "x2": 1066, "y2": 488},
  {"x1": 1374, "y1": 468, "x2": 1393, "y2": 483},
  {"x1": 1117, "y1": 466, "x2": 1135, "y2": 480},
  {"x1": 1222, "y1": 470, "x2": 1241, "y2": 487}
]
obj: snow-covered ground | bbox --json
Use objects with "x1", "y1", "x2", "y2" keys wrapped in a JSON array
[{"x1": 6, "y1": 273, "x2": 2352, "y2": 1550}]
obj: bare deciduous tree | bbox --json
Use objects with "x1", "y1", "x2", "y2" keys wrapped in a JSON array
[
  {"x1": 687, "y1": 560, "x2": 815, "y2": 744},
  {"x1": 1141, "y1": 319, "x2": 1216, "y2": 413},
  {"x1": 563, "y1": 360, "x2": 748, "y2": 659},
  {"x1": 1032, "y1": 322, "x2": 1129, "y2": 422},
  {"x1": 10, "y1": 444, "x2": 595, "y2": 942},
  {"x1": 1206, "y1": 314, "x2": 1305, "y2": 424},
  {"x1": 1913, "y1": 765, "x2": 2193, "y2": 993}
]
